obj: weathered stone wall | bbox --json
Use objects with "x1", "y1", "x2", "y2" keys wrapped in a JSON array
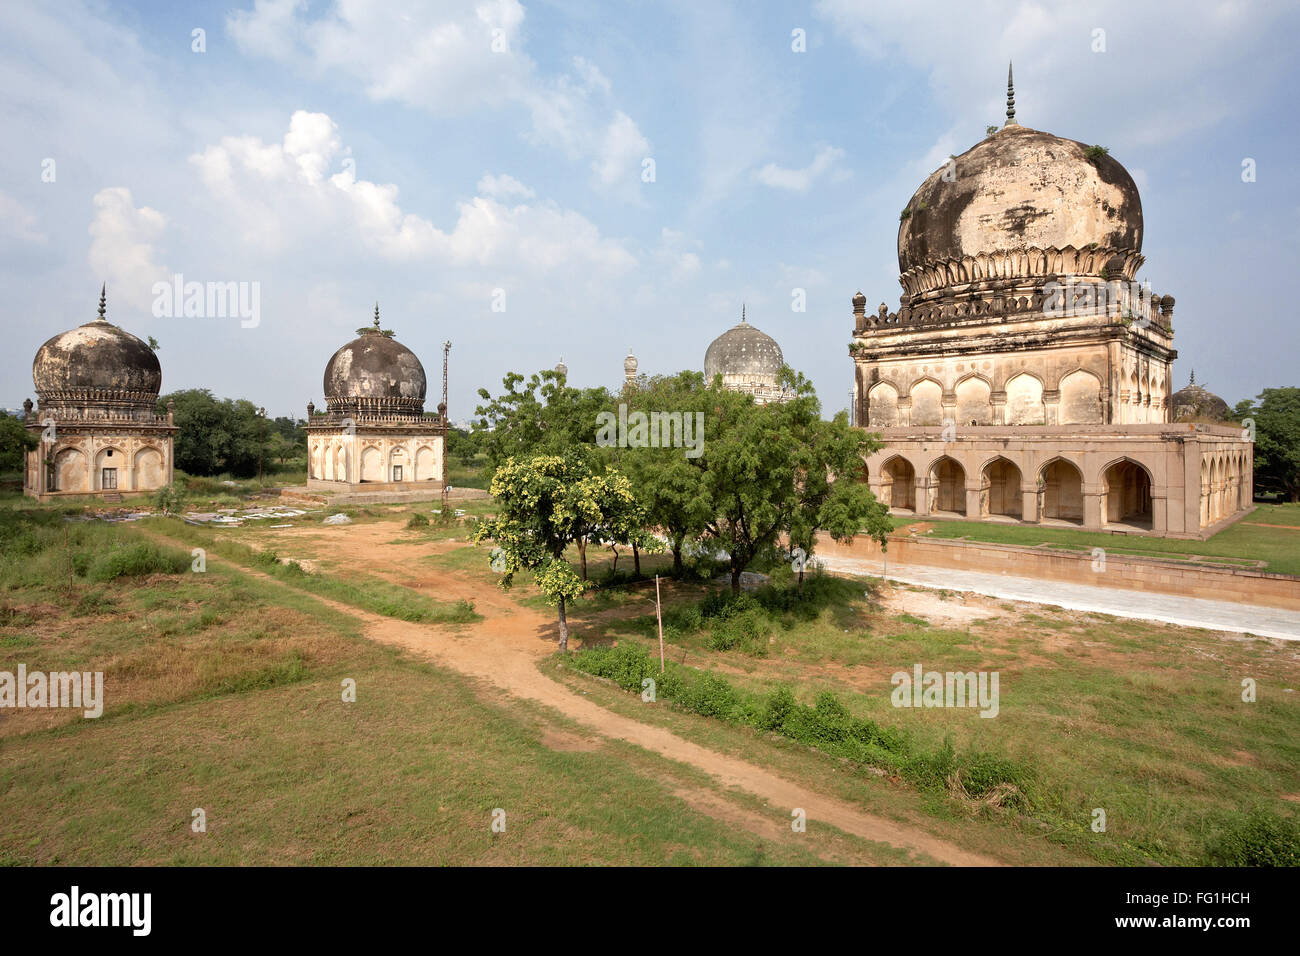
[{"x1": 815, "y1": 531, "x2": 1300, "y2": 612}]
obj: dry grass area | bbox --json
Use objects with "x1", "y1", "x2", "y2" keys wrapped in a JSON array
[{"x1": 4, "y1": 504, "x2": 1297, "y2": 866}]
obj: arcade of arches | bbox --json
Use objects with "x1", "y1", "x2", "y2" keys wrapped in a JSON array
[{"x1": 859, "y1": 426, "x2": 1252, "y2": 538}]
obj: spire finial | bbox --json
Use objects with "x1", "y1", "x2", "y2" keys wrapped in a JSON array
[
  {"x1": 1190, "y1": 368, "x2": 1196, "y2": 385},
  {"x1": 1005, "y1": 61, "x2": 1017, "y2": 126},
  {"x1": 373, "y1": 302, "x2": 380, "y2": 328},
  {"x1": 741, "y1": 303, "x2": 747, "y2": 324},
  {"x1": 97, "y1": 283, "x2": 107, "y2": 320}
]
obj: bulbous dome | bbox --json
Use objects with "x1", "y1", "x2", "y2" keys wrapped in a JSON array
[
  {"x1": 323, "y1": 308, "x2": 426, "y2": 415},
  {"x1": 1170, "y1": 375, "x2": 1230, "y2": 422},
  {"x1": 705, "y1": 315, "x2": 783, "y2": 382},
  {"x1": 897, "y1": 124, "x2": 1143, "y2": 274},
  {"x1": 33, "y1": 290, "x2": 161, "y2": 408}
]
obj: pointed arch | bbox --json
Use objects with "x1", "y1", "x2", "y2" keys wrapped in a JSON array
[
  {"x1": 1039, "y1": 456, "x2": 1084, "y2": 523},
  {"x1": 980, "y1": 455, "x2": 1022, "y2": 518},
  {"x1": 928, "y1": 454, "x2": 966, "y2": 515},
  {"x1": 879, "y1": 455, "x2": 916, "y2": 512}
]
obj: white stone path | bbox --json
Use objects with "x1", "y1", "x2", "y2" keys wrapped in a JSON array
[{"x1": 817, "y1": 554, "x2": 1300, "y2": 641}]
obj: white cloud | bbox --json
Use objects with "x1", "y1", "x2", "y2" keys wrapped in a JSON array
[
  {"x1": 814, "y1": 0, "x2": 1297, "y2": 149},
  {"x1": 591, "y1": 111, "x2": 651, "y2": 189},
  {"x1": 87, "y1": 187, "x2": 167, "y2": 310},
  {"x1": 655, "y1": 227, "x2": 702, "y2": 282},
  {"x1": 0, "y1": 192, "x2": 47, "y2": 244},
  {"x1": 226, "y1": 1, "x2": 650, "y2": 194},
  {"x1": 189, "y1": 110, "x2": 637, "y2": 272},
  {"x1": 476, "y1": 173, "x2": 535, "y2": 200},
  {"x1": 754, "y1": 144, "x2": 846, "y2": 192}
]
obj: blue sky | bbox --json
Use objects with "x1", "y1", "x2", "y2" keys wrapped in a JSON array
[{"x1": 3, "y1": 0, "x2": 1298, "y2": 422}]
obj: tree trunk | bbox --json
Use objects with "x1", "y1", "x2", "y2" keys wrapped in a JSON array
[
  {"x1": 557, "y1": 594, "x2": 569, "y2": 653},
  {"x1": 577, "y1": 539, "x2": 588, "y2": 580},
  {"x1": 730, "y1": 564, "x2": 742, "y2": 595},
  {"x1": 632, "y1": 543, "x2": 641, "y2": 576},
  {"x1": 611, "y1": 546, "x2": 619, "y2": 574},
  {"x1": 798, "y1": 564, "x2": 806, "y2": 591},
  {"x1": 672, "y1": 544, "x2": 683, "y2": 575}
]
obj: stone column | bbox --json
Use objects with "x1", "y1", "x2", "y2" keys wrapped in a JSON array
[
  {"x1": 897, "y1": 397, "x2": 912, "y2": 427},
  {"x1": 1021, "y1": 484, "x2": 1040, "y2": 523},
  {"x1": 990, "y1": 391, "x2": 1007, "y2": 425},
  {"x1": 1151, "y1": 488, "x2": 1168, "y2": 534},
  {"x1": 914, "y1": 476, "x2": 930, "y2": 515},
  {"x1": 1041, "y1": 389, "x2": 1059, "y2": 426},
  {"x1": 965, "y1": 482, "x2": 982, "y2": 519},
  {"x1": 1083, "y1": 483, "x2": 1105, "y2": 530}
]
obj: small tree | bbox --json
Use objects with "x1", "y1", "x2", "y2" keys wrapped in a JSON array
[
  {"x1": 0, "y1": 414, "x2": 37, "y2": 474},
  {"x1": 472, "y1": 453, "x2": 637, "y2": 651},
  {"x1": 1235, "y1": 387, "x2": 1300, "y2": 501},
  {"x1": 153, "y1": 483, "x2": 182, "y2": 515}
]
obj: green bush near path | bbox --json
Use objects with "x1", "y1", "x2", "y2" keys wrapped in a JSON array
[{"x1": 569, "y1": 642, "x2": 1036, "y2": 811}]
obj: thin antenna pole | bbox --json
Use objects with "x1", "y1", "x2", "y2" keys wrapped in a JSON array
[
  {"x1": 441, "y1": 341, "x2": 451, "y2": 420},
  {"x1": 656, "y1": 575, "x2": 665, "y2": 673}
]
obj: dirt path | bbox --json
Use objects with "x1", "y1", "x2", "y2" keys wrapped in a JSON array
[{"x1": 163, "y1": 525, "x2": 1001, "y2": 866}]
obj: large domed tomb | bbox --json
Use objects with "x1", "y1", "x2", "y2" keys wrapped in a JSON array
[
  {"x1": 22, "y1": 286, "x2": 177, "y2": 499},
  {"x1": 848, "y1": 67, "x2": 1252, "y2": 539},
  {"x1": 703, "y1": 308, "x2": 789, "y2": 405},
  {"x1": 305, "y1": 306, "x2": 448, "y2": 495}
]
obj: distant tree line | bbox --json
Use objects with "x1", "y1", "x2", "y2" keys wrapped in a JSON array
[{"x1": 157, "y1": 389, "x2": 306, "y2": 478}]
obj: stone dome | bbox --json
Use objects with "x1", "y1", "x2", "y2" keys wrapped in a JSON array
[
  {"x1": 323, "y1": 307, "x2": 427, "y2": 415},
  {"x1": 1170, "y1": 375, "x2": 1230, "y2": 422},
  {"x1": 704, "y1": 314, "x2": 784, "y2": 383},
  {"x1": 897, "y1": 123, "x2": 1143, "y2": 274},
  {"x1": 32, "y1": 288, "x2": 162, "y2": 408}
]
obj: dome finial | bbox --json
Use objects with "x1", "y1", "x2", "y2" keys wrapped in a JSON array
[
  {"x1": 1004, "y1": 61, "x2": 1018, "y2": 127},
  {"x1": 741, "y1": 303, "x2": 747, "y2": 324},
  {"x1": 1190, "y1": 368, "x2": 1196, "y2": 385},
  {"x1": 373, "y1": 302, "x2": 380, "y2": 328},
  {"x1": 97, "y1": 283, "x2": 107, "y2": 321}
]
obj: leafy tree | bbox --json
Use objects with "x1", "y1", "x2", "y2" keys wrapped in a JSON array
[
  {"x1": 699, "y1": 369, "x2": 891, "y2": 593},
  {"x1": 473, "y1": 370, "x2": 614, "y2": 476},
  {"x1": 1234, "y1": 387, "x2": 1300, "y2": 501},
  {"x1": 446, "y1": 426, "x2": 482, "y2": 467},
  {"x1": 0, "y1": 413, "x2": 37, "y2": 474},
  {"x1": 269, "y1": 416, "x2": 307, "y2": 461},
  {"x1": 779, "y1": 370, "x2": 891, "y2": 587},
  {"x1": 159, "y1": 388, "x2": 264, "y2": 477},
  {"x1": 615, "y1": 372, "x2": 713, "y2": 574},
  {"x1": 471, "y1": 454, "x2": 636, "y2": 651}
]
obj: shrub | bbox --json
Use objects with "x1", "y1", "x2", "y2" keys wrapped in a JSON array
[
  {"x1": 1204, "y1": 808, "x2": 1300, "y2": 867},
  {"x1": 406, "y1": 512, "x2": 430, "y2": 528},
  {"x1": 681, "y1": 673, "x2": 740, "y2": 720},
  {"x1": 87, "y1": 543, "x2": 189, "y2": 582},
  {"x1": 759, "y1": 685, "x2": 797, "y2": 732},
  {"x1": 573, "y1": 643, "x2": 652, "y2": 692}
]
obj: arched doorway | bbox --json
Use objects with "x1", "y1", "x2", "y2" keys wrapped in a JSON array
[
  {"x1": 879, "y1": 456, "x2": 915, "y2": 512},
  {"x1": 1040, "y1": 459, "x2": 1083, "y2": 524},
  {"x1": 981, "y1": 457, "x2": 1022, "y2": 518},
  {"x1": 1103, "y1": 459, "x2": 1153, "y2": 527},
  {"x1": 929, "y1": 456, "x2": 966, "y2": 515}
]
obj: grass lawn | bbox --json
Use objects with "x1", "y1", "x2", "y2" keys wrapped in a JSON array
[
  {"x1": 904, "y1": 503, "x2": 1300, "y2": 576},
  {"x1": 568, "y1": 569, "x2": 1300, "y2": 866},
  {"x1": 0, "y1": 516, "x2": 877, "y2": 865}
]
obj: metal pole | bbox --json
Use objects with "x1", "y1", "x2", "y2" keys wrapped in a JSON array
[{"x1": 655, "y1": 575, "x2": 665, "y2": 673}]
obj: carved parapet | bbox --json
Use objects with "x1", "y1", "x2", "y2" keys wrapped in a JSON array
[{"x1": 898, "y1": 245, "x2": 1145, "y2": 300}]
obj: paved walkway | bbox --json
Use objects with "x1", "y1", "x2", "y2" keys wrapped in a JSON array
[{"x1": 817, "y1": 555, "x2": 1300, "y2": 641}]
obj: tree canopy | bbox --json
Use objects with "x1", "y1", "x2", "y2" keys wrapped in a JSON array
[
  {"x1": 0, "y1": 414, "x2": 37, "y2": 475},
  {"x1": 1234, "y1": 387, "x2": 1300, "y2": 501},
  {"x1": 471, "y1": 453, "x2": 638, "y2": 651}
]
